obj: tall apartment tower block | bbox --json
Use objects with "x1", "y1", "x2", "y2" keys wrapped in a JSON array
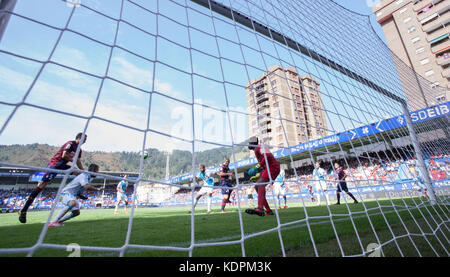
[
  {"x1": 373, "y1": 0, "x2": 449, "y2": 108},
  {"x1": 246, "y1": 66, "x2": 328, "y2": 149}
]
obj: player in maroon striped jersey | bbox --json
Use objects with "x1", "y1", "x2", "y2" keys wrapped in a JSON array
[
  {"x1": 18, "y1": 133, "x2": 87, "y2": 223},
  {"x1": 334, "y1": 162, "x2": 358, "y2": 205}
]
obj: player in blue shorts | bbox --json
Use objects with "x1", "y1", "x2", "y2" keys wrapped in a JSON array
[
  {"x1": 19, "y1": 132, "x2": 87, "y2": 224},
  {"x1": 48, "y1": 164, "x2": 102, "y2": 227},
  {"x1": 217, "y1": 158, "x2": 234, "y2": 214}
]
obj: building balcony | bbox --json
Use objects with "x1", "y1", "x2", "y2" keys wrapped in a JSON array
[
  {"x1": 258, "y1": 116, "x2": 271, "y2": 124},
  {"x1": 437, "y1": 54, "x2": 450, "y2": 65},
  {"x1": 417, "y1": 0, "x2": 446, "y2": 20},
  {"x1": 421, "y1": 6, "x2": 450, "y2": 29},
  {"x1": 414, "y1": 0, "x2": 443, "y2": 12},
  {"x1": 423, "y1": 13, "x2": 450, "y2": 33},
  {"x1": 257, "y1": 107, "x2": 270, "y2": 114},
  {"x1": 432, "y1": 38, "x2": 450, "y2": 53},
  {"x1": 256, "y1": 98, "x2": 269, "y2": 106},
  {"x1": 427, "y1": 28, "x2": 449, "y2": 43},
  {"x1": 256, "y1": 102, "x2": 269, "y2": 110}
]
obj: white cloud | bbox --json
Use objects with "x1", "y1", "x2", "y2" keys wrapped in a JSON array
[{"x1": 0, "y1": 52, "x2": 248, "y2": 153}]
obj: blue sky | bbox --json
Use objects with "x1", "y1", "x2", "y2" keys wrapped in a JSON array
[{"x1": 0, "y1": 0, "x2": 404, "y2": 154}]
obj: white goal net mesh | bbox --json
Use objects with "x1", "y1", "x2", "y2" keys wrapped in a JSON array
[{"x1": 0, "y1": 0, "x2": 449, "y2": 257}]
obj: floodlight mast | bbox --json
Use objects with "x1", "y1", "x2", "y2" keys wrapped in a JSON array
[{"x1": 189, "y1": 0, "x2": 438, "y2": 205}]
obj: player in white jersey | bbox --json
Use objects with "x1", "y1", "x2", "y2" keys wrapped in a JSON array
[
  {"x1": 313, "y1": 162, "x2": 329, "y2": 205},
  {"x1": 273, "y1": 170, "x2": 288, "y2": 210},
  {"x1": 190, "y1": 165, "x2": 215, "y2": 214},
  {"x1": 114, "y1": 175, "x2": 129, "y2": 214},
  {"x1": 48, "y1": 164, "x2": 102, "y2": 227},
  {"x1": 412, "y1": 164, "x2": 429, "y2": 199}
]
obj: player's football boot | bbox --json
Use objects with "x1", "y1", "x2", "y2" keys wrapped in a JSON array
[
  {"x1": 18, "y1": 210, "x2": 26, "y2": 224},
  {"x1": 220, "y1": 210, "x2": 228, "y2": 214},
  {"x1": 277, "y1": 206, "x2": 281, "y2": 210},
  {"x1": 245, "y1": 208, "x2": 265, "y2": 217},
  {"x1": 124, "y1": 210, "x2": 128, "y2": 214},
  {"x1": 265, "y1": 210, "x2": 274, "y2": 216},
  {"x1": 207, "y1": 210, "x2": 211, "y2": 214},
  {"x1": 48, "y1": 222, "x2": 63, "y2": 227},
  {"x1": 114, "y1": 211, "x2": 118, "y2": 215},
  {"x1": 283, "y1": 206, "x2": 288, "y2": 209}
]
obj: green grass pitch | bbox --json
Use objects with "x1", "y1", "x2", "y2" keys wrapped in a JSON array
[{"x1": 0, "y1": 197, "x2": 449, "y2": 257}]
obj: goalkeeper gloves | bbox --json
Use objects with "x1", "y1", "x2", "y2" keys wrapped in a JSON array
[
  {"x1": 248, "y1": 164, "x2": 262, "y2": 177},
  {"x1": 250, "y1": 173, "x2": 260, "y2": 182}
]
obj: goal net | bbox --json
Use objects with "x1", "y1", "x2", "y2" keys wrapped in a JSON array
[{"x1": 0, "y1": 0, "x2": 448, "y2": 257}]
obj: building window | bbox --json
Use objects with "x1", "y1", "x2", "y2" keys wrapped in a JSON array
[
  {"x1": 425, "y1": 70, "x2": 434, "y2": 77},
  {"x1": 411, "y1": 36, "x2": 421, "y2": 43},
  {"x1": 420, "y1": 58, "x2": 429, "y2": 65},
  {"x1": 431, "y1": 82, "x2": 440, "y2": 88},
  {"x1": 376, "y1": 12, "x2": 383, "y2": 17},
  {"x1": 408, "y1": 26, "x2": 416, "y2": 33},
  {"x1": 399, "y1": 7, "x2": 408, "y2": 14},
  {"x1": 436, "y1": 95, "x2": 446, "y2": 102},
  {"x1": 416, "y1": 47, "x2": 425, "y2": 54},
  {"x1": 396, "y1": 0, "x2": 404, "y2": 5},
  {"x1": 403, "y1": 17, "x2": 411, "y2": 23}
]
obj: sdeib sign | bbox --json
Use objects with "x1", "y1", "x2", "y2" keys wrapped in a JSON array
[{"x1": 410, "y1": 102, "x2": 449, "y2": 123}]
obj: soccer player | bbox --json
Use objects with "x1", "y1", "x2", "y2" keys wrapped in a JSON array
[
  {"x1": 190, "y1": 164, "x2": 214, "y2": 214},
  {"x1": 313, "y1": 162, "x2": 329, "y2": 205},
  {"x1": 245, "y1": 136, "x2": 280, "y2": 216},
  {"x1": 19, "y1": 132, "x2": 87, "y2": 224},
  {"x1": 246, "y1": 185, "x2": 255, "y2": 207},
  {"x1": 334, "y1": 163, "x2": 358, "y2": 205},
  {"x1": 274, "y1": 169, "x2": 288, "y2": 210},
  {"x1": 217, "y1": 158, "x2": 234, "y2": 214},
  {"x1": 114, "y1": 175, "x2": 129, "y2": 214},
  {"x1": 48, "y1": 164, "x2": 102, "y2": 227},
  {"x1": 307, "y1": 177, "x2": 315, "y2": 203},
  {"x1": 413, "y1": 163, "x2": 429, "y2": 199}
]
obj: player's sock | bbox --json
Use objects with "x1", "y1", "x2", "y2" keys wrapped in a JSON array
[
  {"x1": 207, "y1": 196, "x2": 211, "y2": 212},
  {"x1": 21, "y1": 187, "x2": 42, "y2": 212},
  {"x1": 194, "y1": 197, "x2": 200, "y2": 208},
  {"x1": 53, "y1": 205, "x2": 71, "y2": 223},
  {"x1": 221, "y1": 199, "x2": 227, "y2": 211},
  {"x1": 347, "y1": 192, "x2": 358, "y2": 203},
  {"x1": 317, "y1": 194, "x2": 321, "y2": 205},
  {"x1": 58, "y1": 211, "x2": 78, "y2": 223},
  {"x1": 283, "y1": 196, "x2": 287, "y2": 206},
  {"x1": 336, "y1": 192, "x2": 341, "y2": 204},
  {"x1": 114, "y1": 204, "x2": 119, "y2": 212}
]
